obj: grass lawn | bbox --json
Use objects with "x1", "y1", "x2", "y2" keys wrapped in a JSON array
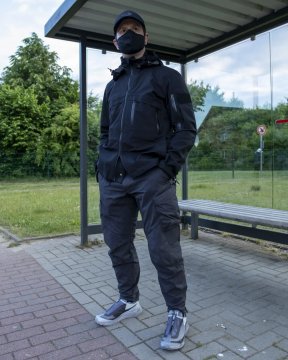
[
  {"x1": 186, "y1": 170, "x2": 288, "y2": 209},
  {"x1": 0, "y1": 170, "x2": 287, "y2": 238},
  {"x1": 0, "y1": 178, "x2": 99, "y2": 238}
]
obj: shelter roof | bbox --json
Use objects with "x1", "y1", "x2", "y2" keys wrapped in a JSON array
[{"x1": 45, "y1": 0, "x2": 288, "y2": 63}]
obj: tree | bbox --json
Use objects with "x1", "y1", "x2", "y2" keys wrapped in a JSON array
[
  {"x1": 203, "y1": 85, "x2": 244, "y2": 110},
  {"x1": 187, "y1": 80, "x2": 209, "y2": 112},
  {"x1": 204, "y1": 85, "x2": 226, "y2": 108},
  {"x1": 274, "y1": 100, "x2": 288, "y2": 119},
  {"x1": 226, "y1": 93, "x2": 244, "y2": 108},
  {"x1": 0, "y1": 84, "x2": 49, "y2": 175},
  {"x1": 87, "y1": 93, "x2": 102, "y2": 175},
  {"x1": 1, "y1": 33, "x2": 78, "y2": 116},
  {"x1": 189, "y1": 107, "x2": 273, "y2": 171},
  {"x1": 36, "y1": 104, "x2": 80, "y2": 176},
  {"x1": 34, "y1": 93, "x2": 102, "y2": 177},
  {"x1": 273, "y1": 101, "x2": 288, "y2": 169},
  {"x1": 191, "y1": 84, "x2": 244, "y2": 127},
  {"x1": 0, "y1": 33, "x2": 80, "y2": 177}
]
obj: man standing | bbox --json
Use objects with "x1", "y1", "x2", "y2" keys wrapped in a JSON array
[{"x1": 95, "y1": 10, "x2": 197, "y2": 351}]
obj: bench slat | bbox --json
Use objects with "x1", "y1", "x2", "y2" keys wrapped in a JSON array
[
  {"x1": 178, "y1": 200, "x2": 288, "y2": 229},
  {"x1": 179, "y1": 205, "x2": 288, "y2": 223}
]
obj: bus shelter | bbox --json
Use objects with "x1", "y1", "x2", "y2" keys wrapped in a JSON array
[{"x1": 44, "y1": 0, "x2": 288, "y2": 245}]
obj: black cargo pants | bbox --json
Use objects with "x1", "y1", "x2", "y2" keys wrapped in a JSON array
[{"x1": 99, "y1": 167, "x2": 187, "y2": 313}]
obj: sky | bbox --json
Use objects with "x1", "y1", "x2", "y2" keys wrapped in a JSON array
[
  {"x1": 187, "y1": 26, "x2": 288, "y2": 110},
  {"x1": 1, "y1": 1, "x2": 77, "y2": 70},
  {"x1": 1, "y1": 1, "x2": 287, "y2": 110},
  {"x1": 0, "y1": 0, "x2": 120, "y2": 97}
]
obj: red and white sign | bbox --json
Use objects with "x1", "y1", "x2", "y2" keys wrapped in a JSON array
[
  {"x1": 257, "y1": 125, "x2": 267, "y2": 135},
  {"x1": 275, "y1": 119, "x2": 288, "y2": 124}
]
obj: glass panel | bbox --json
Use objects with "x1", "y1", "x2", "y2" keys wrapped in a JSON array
[
  {"x1": 87, "y1": 49, "x2": 121, "y2": 225},
  {"x1": 270, "y1": 25, "x2": 288, "y2": 210},
  {"x1": 186, "y1": 26, "x2": 287, "y2": 210}
]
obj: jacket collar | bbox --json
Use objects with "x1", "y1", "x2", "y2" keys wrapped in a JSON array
[{"x1": 110, "y1": 51, "x2": 162, "y2": 80}]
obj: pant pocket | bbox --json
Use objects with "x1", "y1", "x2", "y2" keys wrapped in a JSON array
[{"x1": 153, "y1": 188, "x2": 180, "y2": 231}]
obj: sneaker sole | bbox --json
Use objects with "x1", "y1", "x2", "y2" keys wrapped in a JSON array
[
  {"x1": 95, "y1": 304, "x2": 143, "y2": 326},
  {"x1": 160, "y1": 323, "x2": 189, "y2": 351}
]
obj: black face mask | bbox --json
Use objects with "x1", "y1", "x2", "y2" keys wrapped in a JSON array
[{"x1": 116, "y1": 29, "x2": 145, "y2": 55}]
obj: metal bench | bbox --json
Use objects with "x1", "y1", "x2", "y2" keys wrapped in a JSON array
[{"x1": 178, "y1": 199, "x2": 288, "y2": 245}]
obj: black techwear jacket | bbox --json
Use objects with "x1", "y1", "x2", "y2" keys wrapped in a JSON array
[{"x1": 97, "y1": 51, "x2": 197, "y2": 181}]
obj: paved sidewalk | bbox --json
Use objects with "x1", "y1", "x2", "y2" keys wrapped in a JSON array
[
  {"x1": 1, "y1": 230, "x2": 288, "y2": 360},
  {"x1": 0, "y1": 242, "x2": 137, "y2": 360}
]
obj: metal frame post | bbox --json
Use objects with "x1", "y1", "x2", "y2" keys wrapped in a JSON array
[{"x1": 79, "y1": 37, "x2": 88, "y2": 246}]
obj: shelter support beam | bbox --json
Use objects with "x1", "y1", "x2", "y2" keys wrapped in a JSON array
[{"x1": 80, "y1": 37, "x2": 88, "y2": 246}]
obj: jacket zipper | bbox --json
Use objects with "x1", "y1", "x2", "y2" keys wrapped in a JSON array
[
  {"x1": 156, "y1": 111, "x2": 160, "y2": 133},
  {"x1": 130, "y1": 101, "x2": 135, "y2": 125},
  {"x1": 114, "y1": 66, "x2": 133, "y2": 179}
]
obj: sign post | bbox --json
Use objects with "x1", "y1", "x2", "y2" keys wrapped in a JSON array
[{"x1": 256, "y1": 125, "x2": 267, "y2": 172}]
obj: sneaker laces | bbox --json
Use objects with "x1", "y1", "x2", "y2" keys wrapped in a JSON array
[{"x1": 164, "y1": 310, "x2": 184, "y2": 338}]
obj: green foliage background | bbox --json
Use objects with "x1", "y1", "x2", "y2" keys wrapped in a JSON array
[
  {"x1": 0, "y1": 33, "x2": 287, "y2": 179},
  {"x1": 189, "y1": 104, "x2": 288, "y2": 172},
  {"x1": 0, "y1": 33, "x2": 100, "y2": 177}
]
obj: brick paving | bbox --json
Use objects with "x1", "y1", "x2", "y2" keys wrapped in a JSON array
[
  {"x1": 1, "y1": 230, "x2": 288, "y2": 360},
  {"x1": 0, "y1": 242, "x2": 137, "y2": 360}
]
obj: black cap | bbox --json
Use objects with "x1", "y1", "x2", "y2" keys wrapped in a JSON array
[{"x1": 113, "y1": 10, "x2": 146, "y2": 34}]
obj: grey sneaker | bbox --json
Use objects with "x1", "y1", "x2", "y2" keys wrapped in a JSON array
[
  {"x1": 95, "y1": 299, "x2": 142, "y2": 326},
  {"x1": 160, "y1": 310, "x2": 189, "y2": 350}
]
